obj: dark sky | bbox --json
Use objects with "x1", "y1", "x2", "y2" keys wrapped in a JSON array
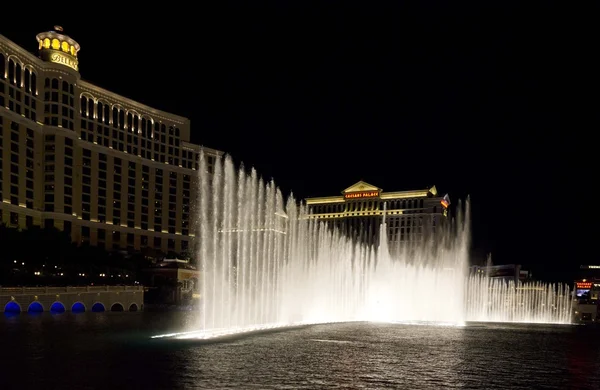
[{"x1": 3, "y1": 3, "x2": 593, "y2": 281}]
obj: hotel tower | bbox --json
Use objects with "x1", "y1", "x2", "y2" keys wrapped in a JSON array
[
  {"x1": 0, "y1": 26, "x2": 221, "y2": 255},
  {"x1": 306, "y1": 181, "x2": 449, "y2": 250}
]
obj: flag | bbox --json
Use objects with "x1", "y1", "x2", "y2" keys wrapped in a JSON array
[{"x1": 440, "y1": 194, "x2": 450, "y2": 209}]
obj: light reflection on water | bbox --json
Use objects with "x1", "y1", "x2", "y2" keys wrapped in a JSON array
[{"x1": 1, "y1": 311, "x2": 599, "y2": 389}]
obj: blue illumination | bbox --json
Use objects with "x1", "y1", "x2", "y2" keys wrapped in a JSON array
[
  {"x1": 4, "y1": 302, "x2": 21, "y2": 313},
  {"x1": 50, "y1": 302, "x2": 66, "y2": 313},
  {"x1": 91, "y1": 303, "x2": 105, "y2": 312},
  {"x1": 28, "y1": 302, "x2": 44, "y2": 313},
  {"x1": 72, "y1": 302, "x2": 85, "y2": 313}
]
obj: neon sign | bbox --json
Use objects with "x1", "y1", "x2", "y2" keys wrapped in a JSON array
[
  {"x1": 576, "y1": 282, "x2": 592, "y2": 289},
  {"x1": 344, "y1": 191, "x2": 380, "y2": 200},
  {"x1": 50, "y1": 51, "x2": 78, "y2": 71}
]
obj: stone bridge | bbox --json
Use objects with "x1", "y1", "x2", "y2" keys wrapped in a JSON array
[{"x1": 1, "y1": 285, "x2": 144, "y2": 313}]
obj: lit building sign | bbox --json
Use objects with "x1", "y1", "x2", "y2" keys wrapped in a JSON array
[
  {"x1": 576, "y1": 282, "x2": 592, "y2": 289},
  {"x1": 344, "y1": 191, "x2": 380, "y2": 200},
  {"x1": 49, "y1": 51, "x2": 78, "y2": 71}
]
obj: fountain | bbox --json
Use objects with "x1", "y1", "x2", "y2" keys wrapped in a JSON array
[
  {"x1": 153, "y1": 151, "x2": 572, "y2": 340},
  {"x1": 465, "y1": 274, "x2": 573, "y2": 324},
  {"x1": 162, "y1": 151, "x2": 467, "y2": 340}
]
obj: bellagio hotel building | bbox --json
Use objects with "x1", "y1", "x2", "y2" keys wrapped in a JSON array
[{"x1": 0, "y1": 27, "x2": 221, "y2": 255}]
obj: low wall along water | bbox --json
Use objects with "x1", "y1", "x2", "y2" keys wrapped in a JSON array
[{"x1": 1, "y1": 285, "x2": 144, "y2": 313}]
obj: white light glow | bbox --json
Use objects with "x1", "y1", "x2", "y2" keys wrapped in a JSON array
[{"x1": 152, "y1": 151, "x2": 573, "y2": 342}]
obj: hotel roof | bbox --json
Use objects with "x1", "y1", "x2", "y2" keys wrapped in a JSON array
[{"x1": 305, "y1": 181, "x2": 438, "y2": 204}]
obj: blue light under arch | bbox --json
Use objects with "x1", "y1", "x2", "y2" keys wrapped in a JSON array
[
  {"x1": 91, "y1": 303, "x2": 105, "y2": 312},
  {"x1": 28, "y1": 302, "x2": 44, "y2": 313},
  {"x1": 50, "y1": 302, "x2": 66, "y2": 313},
  {"x1": 4, "y1": 302, "x2": 21, "y2": 313},
  {"x1": 72, "y1": 302, "x2": 85, "y2": 313}
]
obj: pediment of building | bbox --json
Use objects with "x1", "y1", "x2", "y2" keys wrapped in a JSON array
[{"x1": 342, "y1": 181, "x2": 381, "y2": 194}]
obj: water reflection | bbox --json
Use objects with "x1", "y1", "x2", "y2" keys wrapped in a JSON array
[{"x1": 1, "y1": 313, "x2": 598, "y2": 389}]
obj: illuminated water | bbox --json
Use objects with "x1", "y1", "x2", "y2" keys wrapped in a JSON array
[
  {"x1": 2, "y1": 313, "x2": 599, "y2": 389},
  {"x1": 193, "y1": 151, "x2": 469, "y2": 337},
  {"x1": 178, "y1": 151, "x2": 572, "y2": 340},
  {"x1": 465, "y1": 275, "x2": 573, "y2": 324}
]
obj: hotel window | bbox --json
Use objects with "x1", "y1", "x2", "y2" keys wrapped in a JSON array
[
  {"x1": 112, "y1": 231, "x2": 121, "y2": 250},
  {"x1": 102, "y1": 104, "x2": 110, "y2": 125},
  {"x1": 63, "y1": 221, "x2": 71, "y2": 236},
  {"x1": 45, "y1": 78, "x2": 73, "y2": 128},
  {"x1": 80, "y1": 96, "x2": 95, "y2": 141},
  {"x1": 182, "y1": 174, "x2": 191, "y2": 235},
  {"x1": 139, "y1": 164, "x2": 150, "y2": 229},
  {"x1": 97, "y1": 153, "x2": 107, "y2": 222},
  {"x1": 81, "y1": 149, "x2": 92, "y2": 220},
  {"x1": 127, "y1": 233, "x2": 134, "y2": 250},
  {"x1": 81, "y1": 226, "x2": 90, "y2": 244},
  {"x1": 63, "y1": 139, "x2": 73, "y2": 214},
  {"x1": 5, "y1": 60, "x2": 33, "y2": 119},
  {"x1": 0, "y1": 52, "x2": 4, "y2": 80},
  {"x1": 126, "y1": 161, "x2": 136, "y2": 228},
  {"x1": 112, "y1": 107, "x2": 118, "y2": 127},
  {"x1": 25, "y1": 129, "x2": 35, "y2": 209},
  {"x1": 119, "y1": 110, "x2": 125, "y2": 130},
  {"x1": 113, "y1": 157, "x2": 122, "y2": 225},
  {"x1": 9, "y1": 123, "x2": 19, "y2": 206},
  {"x1": 154, "y1": 168, "x2": 163, "y2": 231},
  {"x1": 168, "y1": 171, "x2": 177, "y2": 234},
  {"x1": 23, "y1": 68, "x2": 37, "y2": 121}
]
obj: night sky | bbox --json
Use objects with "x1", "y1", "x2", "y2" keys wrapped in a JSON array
[{"x1": 3, "y1": 4, "x2": 592, "y2": 282}]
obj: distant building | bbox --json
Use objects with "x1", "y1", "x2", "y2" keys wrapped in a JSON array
[
  {"x1": 574, "y1": 265, "x2": 600, "y2": 311},
  {"x1": 573, "y1": 278, "x2": 599, "y2": 323},
  {"x1": 143, "y1": 258, "x2": 200, "y2": 306},
  {"x1": 469, "y1": 264, "x2": 530, "y2": 284},
  {"x1": 305, "y1": 181, "x2": 448, "y2": 248},
  {"x1": 0, "y1": 27, "x2": 222, "y2": 255}
]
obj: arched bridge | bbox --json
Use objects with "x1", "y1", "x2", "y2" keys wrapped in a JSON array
[{"x1": 1, "y1": 286, "x2": 144, "y2": 313}]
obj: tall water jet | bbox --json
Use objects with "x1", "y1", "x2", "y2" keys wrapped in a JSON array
[
  {"x1": 465, "y1": 273, "x2": 573, "y2": 324},
  {"x1": 188, "y1": 150, "x2": 472, "y2": 338}
]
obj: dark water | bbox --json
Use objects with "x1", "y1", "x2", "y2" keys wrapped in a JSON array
[{"x1": 1, "y1": 312, "x2": 599, "y2": 389}]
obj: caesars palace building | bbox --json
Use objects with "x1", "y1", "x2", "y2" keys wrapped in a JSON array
[
  {"x1": 0, "y1": 27, "x2": 221, "y2": 255},
  {"x1": 306, "y1": 181, "x2": 449, "y2": 249}
]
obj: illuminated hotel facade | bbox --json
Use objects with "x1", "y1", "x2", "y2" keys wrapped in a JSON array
[
  {"x1": 306, "y1": 181, "x2": 448, "y2": 249},
  {"x1": 0, "y1": 27, "x2": 221, "y2": 255}
]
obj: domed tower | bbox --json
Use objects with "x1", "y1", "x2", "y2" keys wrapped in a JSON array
[{"x1": 35, "y1": 26, "x2": 80, "y2": 73}]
